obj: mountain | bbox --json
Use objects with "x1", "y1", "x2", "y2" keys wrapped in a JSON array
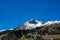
[
  {"x1": 0, "y1": 19, "x2": 60, "y2": 40},
  {"x1": 15, "y1": 19, "x2": 44, "y2": 30}
]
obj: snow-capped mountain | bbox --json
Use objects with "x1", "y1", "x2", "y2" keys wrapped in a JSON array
[
  {"x1": 15, "y1": 19, "x2": 44, "y2": 30},
  {"x1": 0, "y1": 19, "x2": 60, "y2": 40},
  {"x1": 15, "y1": 19, "x2": 60, "y2": 30},
  {"x1": 1, "y1": 19, "x2": 60, "y2": 31},
  {"x1": 23, "y1": 19, "x2": 44, "y2": 29}
]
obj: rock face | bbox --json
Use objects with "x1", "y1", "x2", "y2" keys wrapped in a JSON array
[{"x1": 0, "y1": 19, "x2": 60, "y2": 40}]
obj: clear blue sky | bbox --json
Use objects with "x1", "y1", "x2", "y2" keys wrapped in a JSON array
[{"x1": 0, "y1": 0, "x2": 60, "y2": 30}]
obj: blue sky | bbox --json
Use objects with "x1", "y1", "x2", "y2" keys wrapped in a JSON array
[{"x1": 0, "y1": 0, "x2": 60, "y2": 30}]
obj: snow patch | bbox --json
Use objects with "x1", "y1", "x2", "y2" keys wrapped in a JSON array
[
  {"x1": 0, "y1": 29, "x2": 6, "y2": 32},
  {"x1": 9, "y1": 28, "x2": 14, "y2": 30},
  {"x1": 44, "y1": 20, "x2": 60, "y2": 25},
  {"x1": 24, "y1": 20, "x2": 43, "y2": 29},
  {"x1": 0, "y1": 28, "x2": 13, "y2": 32}
]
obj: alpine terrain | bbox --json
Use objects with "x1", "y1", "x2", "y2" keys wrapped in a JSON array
[{"x1": 0, "y1": 19, "x2": 60, "y2": 40}]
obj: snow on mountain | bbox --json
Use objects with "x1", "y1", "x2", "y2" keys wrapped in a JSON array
[
  {"x1": 19, "y1": 19, "x2": 60, "y2": 30},
  {"x1": 0, "y1": 29, "x2": 6, "y2": 32},
  {"x1": 44, "y1": 20, "x2": 60, "y2": 25},
  {"x1": 0, "y1": 28, "x2": 13, "y2": 32},
  {"x1": 15, "y1": 19, "x2": 60, "y2": 30},
  {"x1": 1, "y1": 19, "x2": 60, "y2": 30},
  {"x1": 9, "y1": 28, "x2": 14, "y2": 30},
  {"x1": 20, "y1": 19, "x2": 43, "y2": 30}
]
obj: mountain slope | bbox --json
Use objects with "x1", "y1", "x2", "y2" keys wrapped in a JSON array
[{"x1": 0, "y1": 19, "x2": 60, "y2": 40}]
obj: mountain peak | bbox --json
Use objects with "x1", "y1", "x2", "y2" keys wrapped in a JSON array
[
  {"x1": 28, "y1": 19, "x2": 38, "y2": 24},
  {"x1": 15, "y1": 19, "x2": 43, "y2": 30}
]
